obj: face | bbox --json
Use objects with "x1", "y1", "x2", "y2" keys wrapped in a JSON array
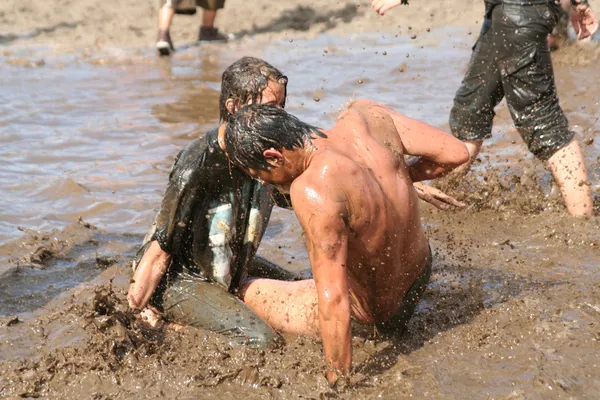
[
  {"x1": 255, "y1": 79, "x2": 286, "y2": 108},
  {"x1": 227, "y1": 79, "x2": 286, "y2": 115},
  {"x1": 246, "y1": 162, "x2": 292, "y2": 195}
]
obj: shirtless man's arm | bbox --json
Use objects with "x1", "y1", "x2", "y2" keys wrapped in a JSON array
[
  {"x1": 291, "y1": 177, "x2": 352, "y2": 384},
  {"x1": 361, "y1": 105, "x2": 469, "y2": 182},
  {"x1": 392, "y1": 115, "x2": 469, "y2": 181}
]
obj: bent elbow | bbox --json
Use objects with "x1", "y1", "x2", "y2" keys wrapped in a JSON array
[{"x1": 444, "y1": 143, "x2": 470, "y2": 169}]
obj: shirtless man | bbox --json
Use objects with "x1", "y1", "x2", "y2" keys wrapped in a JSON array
[{"x1": 224, "y1": 101, "x2": 469, "y2": 384}]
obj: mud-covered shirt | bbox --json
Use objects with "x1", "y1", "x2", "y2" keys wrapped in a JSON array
[{"x1": 139, "y1": 127, "x2": 289, "y2": 292}]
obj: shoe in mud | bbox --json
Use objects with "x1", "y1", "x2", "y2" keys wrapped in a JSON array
[
  {"x1": 198, "y1": 27, "x2": 232, "y2": 42},
  {"x1": 156, "y1": 29, "x2": 174, "y2": 56}
]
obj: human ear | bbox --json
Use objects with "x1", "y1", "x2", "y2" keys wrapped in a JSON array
[
  {"x1": 225, "y1": 98, "x2": 237, "y2": 114},
  {"x1": 263, "y1": 148, "x2": 284, "y2": 166}
]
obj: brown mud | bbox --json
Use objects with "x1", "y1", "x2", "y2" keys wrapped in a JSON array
[
  {"x1": 2, "y1": 0, "x2": 600, "y2": 398},
  {"x1": 1, "y1": 196, "x2": 599, "y2": 399}
]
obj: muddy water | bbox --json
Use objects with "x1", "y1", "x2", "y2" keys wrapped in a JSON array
[{"x1": 1, "y1": 29, "x2": 599, "y2": 399}]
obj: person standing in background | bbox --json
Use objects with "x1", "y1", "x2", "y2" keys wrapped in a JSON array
[{"x1": 156, "y1": 0, "x2": 230, "y2": 56}]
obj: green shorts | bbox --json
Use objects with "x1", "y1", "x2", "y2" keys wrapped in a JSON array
[{"x1": 161, "y1": 0, "x2": 226, "y2": 13}]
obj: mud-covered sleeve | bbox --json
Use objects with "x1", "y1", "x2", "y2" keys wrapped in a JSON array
[
  {"x1": 271, "y1": 188, "x2": 293, "y2": 209},
  {"x1": 151, "y1": 137, "x2": 212, "y2": 254}
]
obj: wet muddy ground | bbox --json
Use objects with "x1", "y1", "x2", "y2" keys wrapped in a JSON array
[{"x1": 1, "y1": 27, "x2": 599, "y2": 399}]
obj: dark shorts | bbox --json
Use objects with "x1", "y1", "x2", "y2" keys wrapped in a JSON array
[
  {"x1": 376, "y1": 247, "x2": 433, "y2": 336},
  {"x1": 160, "y1": 271, "x2": 281, "y2": 349},
  {"x1": 162, "y1": 0, "x2": 226, "y2": 12},
  {"x1": 449, "y1": 2, "x2": 573, "y2": 161},
  {"x1": 133, "y1": 239, "x2": 299, "y2": 349}
]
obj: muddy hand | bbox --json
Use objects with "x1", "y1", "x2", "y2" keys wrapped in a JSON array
[
  {"x1": 371, "y1": 0, "x2": 404, "y2": 15},
  {"x1": 138, "y1": 306, "x2": 164, "y2": 329},
  {"x1": 413, "y1": 182, "x2": 466, "y2": 210},
  {"x1": 570, "y1": 4, "x2": 599, "y2": 40}
]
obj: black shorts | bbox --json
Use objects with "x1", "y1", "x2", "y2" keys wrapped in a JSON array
[
  {"x1": 449, "y1": 3, "x2": 573, "y2": 161},
  {"x1": 376, "y1": 246, "x2": 432, "y2": 336}
]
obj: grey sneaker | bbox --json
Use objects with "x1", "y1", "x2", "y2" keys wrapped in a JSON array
[{"x1": 156, "y1": 29, "x2": 174, "y2": 56}]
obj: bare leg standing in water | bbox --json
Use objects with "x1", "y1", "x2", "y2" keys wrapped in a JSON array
[
  {"x1": 448, "y1": 1, "x2": 597, "y2": 217},
  {"x1": 371, "y1": 0, "x2": 597, "y2": 217}
]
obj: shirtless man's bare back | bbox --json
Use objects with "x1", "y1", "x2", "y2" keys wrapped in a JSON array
[{"x1": 224, "y1": 100, "x2": 469, "y2": 384}]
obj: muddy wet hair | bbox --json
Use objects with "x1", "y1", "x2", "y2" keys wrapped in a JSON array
[
  {"x1": 219, "y1": 57, "x2": 288, "y2": 122},
  {"x1": 225, "y1": 104, "x2": 325, "y2": 171}
]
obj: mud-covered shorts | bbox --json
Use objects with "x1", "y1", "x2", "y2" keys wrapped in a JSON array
[
  {"x1": 449, "y1": 2, "x2": 573, "y2": 161},
  {"x1": 376, "y1": 246, "x2": 433, "y2": 336},
  {"x1": 135, "y1": 241, "x2": 286, "y2": 349},
  {"x1": 158, "y1": 269, "x2": 281, "y2": 349}
]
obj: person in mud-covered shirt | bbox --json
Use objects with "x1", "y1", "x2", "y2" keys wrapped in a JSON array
[
  {"x1": 127, "y1": 56, "x2": 464, "y2": 349},
  {"x1": 127, "y1": 57, "x2": 297, "y2": 348}
]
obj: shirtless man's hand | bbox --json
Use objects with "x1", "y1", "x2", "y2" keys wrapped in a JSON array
[{"x1": 413, "y1": 182, "x2": 466, "y2": 210}]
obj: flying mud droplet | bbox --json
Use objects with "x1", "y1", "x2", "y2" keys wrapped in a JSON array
[
  {"x1": 411, "y1": 34, "x2": 417, "y2": 40},
  {"x1": 323, "y1": 49, "x2": 328, "y2": 53},
  {"x1": 382, "y1": 51, "x2": 387, "y2": 56},
  {"x1": 426, "y1": 28, "x2": 431, "y2": 32},
  {"x1": 313, "y1": 97, "x2": 320, "y2": 102},
  {"x1": 408, "y1": 26, "x2": 412, "y2": 30},
  {"x1": 289, "y1": 38, "x2": 294, "y2": 43},
  {"x1": 357, "y1": 79, "x2": 364, "y2": 84},
  {"x1": 584, "y1": 137, "x2": 594, "y2": 146},
  {"x1": 398, "y1": 62, "x2": 407, "y2": 72}
]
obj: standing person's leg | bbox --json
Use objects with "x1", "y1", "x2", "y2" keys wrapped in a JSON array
[
  {"x1": 197, "y1": 0, "x2": 229, "y2": 41},
  {"x1": 449, "y1": 17, "x2": 505, "y2": 177},
  {"x1": 493, "y1": 3, "x2": 593, "y2": 216},
  {"x1": 547, "y1": 140, "x2": 593, "y2": 216},
  {"x1": 156, "y1": 0, "x2": 176, "y2": 56}
]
